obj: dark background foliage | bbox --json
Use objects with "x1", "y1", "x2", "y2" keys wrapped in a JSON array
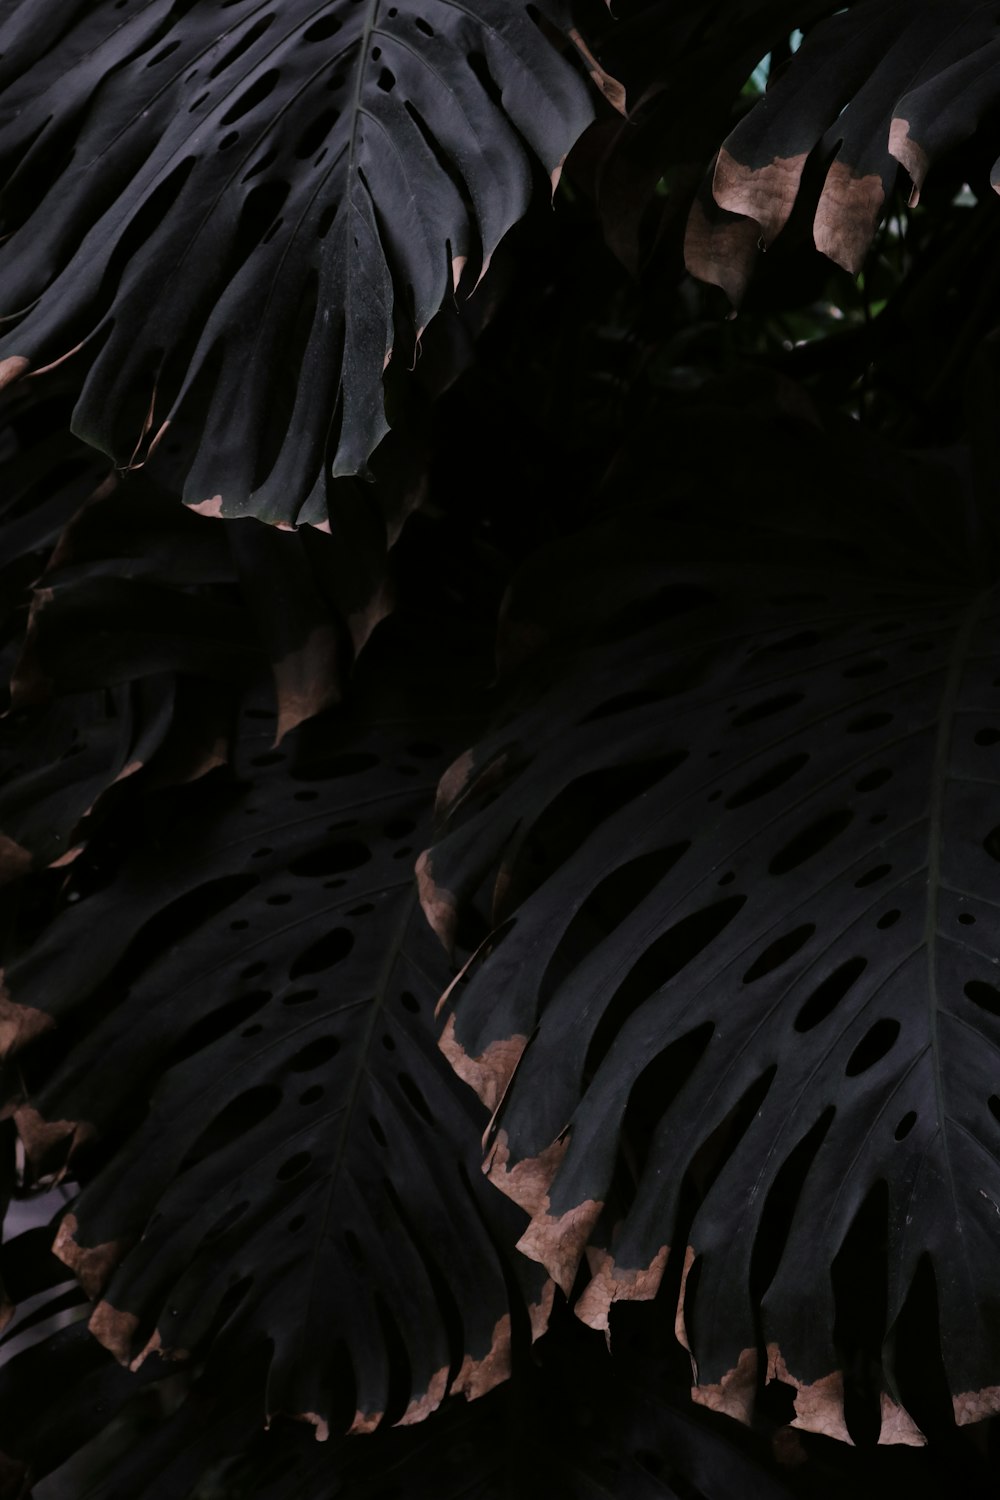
[{"x1": 3, "y1": 1, "x2": 1000, "y2": 1495}]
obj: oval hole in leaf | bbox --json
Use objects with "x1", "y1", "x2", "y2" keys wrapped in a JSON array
[
  {"x1": 769, "y1": 809, "x2": 853, "y2": 875},
  {"x1": 725, "y1": 753, "x2": 809, "y2": 809},
  {"x1": 166, "y1": 990, "x2": 271, "y2": 1068},
  {"x1": 732, "y1": 692, "x2": 804, "y2": 727},
  {"x1": 276, "y1": 1152, "x2": 312, "y2": 1181},
  {"x1": 181, "y1": 1085, "x2": 282, "y2": 1170},
  {"x1": 289, "y1": 1037, "x2": 340, "y2": 1071},
  {"x1": 845, "y1": 1019, "x2": 900, "y2": 1076},
  {"x1": 794, "y1": 957, "x2": 867, "y2": 1033},
  {"x1": 585, "y1": 896, "x2": 745, "y2": 1075},
  {"x1": 289, "y1": 841, "x2": 371, "y2": 877},
  {"x1": 964, "y1": 980, "x2": 1000, "y2": 1017},
  {"x1": 540, "y1": 844, "x2": 691, "y2": 1005},
  {"x1": 289, "y1": 928, "x2": 353, "y2": 977},
  {"x1": 743, "y1": 924, "x2": 814, "y2": 984}
]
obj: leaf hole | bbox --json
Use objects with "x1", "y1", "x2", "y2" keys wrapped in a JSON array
[
  {"x1": 769, "y1": 809, "x2": 853, "y2": 875},
  {"x1": 731, "y1": 692, "x2": 803, "y2": 727},
  {"x1": 725, "y1": 753, "x2": 809, "y2": 809},
  {"x1": 845, "y1": 1019, "x2": 900, "y2": 1076},
  {"x1": 289, "y1": 928, "x2": 354, "y2": 977},
  {"x1": 895, "y1": 1111, "x2": 917, "y2": 1141},
  {"x1": 743, "y1": 923, "x2": 815, "y2": 984},
  {"x1": 282, "y1": 989, "x2": 319, "y2": 1007},
  {"x1": 276, "y1": 1152, "x2": 312, "y2": 1181},
  {"x1": 289, "y1": 1037, "x2": 341, "y2": 1070},
  {"x1": 965, "y1": 980, "x2": 1000, "y2": 1017},
  {"x1": 794, "y1": 957, "x2": 867, "y2": 1033}
]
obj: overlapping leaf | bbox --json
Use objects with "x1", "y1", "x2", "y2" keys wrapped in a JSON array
[
  {"x1": 424, "y1": 399, "x2": 1000, "y2": 1444},
  {"x1": 685, "y1": 0, "x2": 1000, "y2": 299},
  {"x1": 0, "y1": 0, "x2": 594, "y2": 522},
  {"x1": 0, "y1": 618, "x2": 552, "y2": 1436}
]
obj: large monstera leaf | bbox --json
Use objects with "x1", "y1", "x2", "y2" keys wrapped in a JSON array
[
  {"x1": 1, "y1": 621, "x2": 551, "y2": 1435},
  {"x1": 0, "y1": 0, "x2": 594, "y2": 522},
  {"x1": 423, "y1": 402, "x2": 1000, "y2": 1445},
  {"x1": 685, "y1": 0, "x2": 1000, "y2": 300}
]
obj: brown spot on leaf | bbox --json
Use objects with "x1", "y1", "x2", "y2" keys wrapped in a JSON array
[
  {"x1": 0, "y1": 986, "x2": 54, "y2": 1059},
  {"x1": 954, "y1": 1384, "x2": 1000, "y2": 1426},
  {"x1": 887, "y1": 118, "x2": 927, "y2": 207},
  {"x1": 52, "y1": 1214, "x2": 128, "y2": 1299},
  {"x1": 567, "y1": 29, "x2": 626, "y2": 114},
  {"x1": 439, "y1": 1014, "x2": 527, "y2": 1113},
  {"x1": 813, "y1": 160, "x2": 886, "y2": 275},
  {"x1": 766, "y1": 1345, "x2": 852, "y2": 1443},
  {"x1": 416, "y1": 849, "x2": 458, "y2": 949},
  {"x1": 575, "y1": 1243, "x2": 669, "y2": 1336},
  {"x1": 186, "y1": 494, "x2": 224, "y2": 518},
  {"x1": 713, "y1": 147, "x2": 808, "y2": 246},
  {"x1": 0, "y1": 357, "x2": 29, "y2": 391},
  {"x1": 395, "y1": 1366, "x2": 449, "y2": 1426},
  {"x1": 879, "y1": 1392, "x2": 925, "y2": 1446},
  {"x1": 692, "y1": 1346, "x2": 758, "y2": 1425},
  {"x1": 0, "y1": 838, "x2": 31, "y2": 885},
  {"x1": 88, "y1": 1301, "x2": 140, "y2": 1365},
  {"x1": 453, "y1": 1314, "x2": 512, "y2": 1400}
]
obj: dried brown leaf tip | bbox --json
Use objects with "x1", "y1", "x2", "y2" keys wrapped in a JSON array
[
  {"x1": 673, "y1": 1244, "x2": 696, "y2": 1358},
  {"x1": 88, "y1": 1301, "x2": 140, "y2": 1366},
  {"x1": 765, "y1": 1345, "x2": 852, "y2": 1444},
  {"x1": 452, "y1": 1315, "x2": 512, "y2": 1400},
  {"x1": 485, "y1": 1130, "x2": 600, "y2": 1293},
  {"x1": 888, "y1": 118, "x2": 928, "y2": 205},
  {"x1": 438, "y1": 1013, "x2": 527, "y2": 1113},
  {"x1": 291, "y1": 1412, "x2": 330, "y2": 1443},
  {"x1": 185, "y1": 494, "x2": 224, "y2": 518},
  {"x1": 575, "y1": 1243, "x2": 669, "y2": 1336},
  {"x1": 415, "y1": 849, "x2": 458, "y2": 949},
  {"x1": 528, "y1": 1278, "x2": 556, "y2": 1343},
  {"x1": 395, "y1": 1366, "x2": 449, "y2": 1426},
  {"x1": 0, "y1": 837, "x2": 31, "y2": 885},
  {"x1": 813, "y1": 162, "x2": 885, "y2": 275},
  {"x1": 713, "y1": 148, "x2": 807, "y2": 247},
  {"x1": 567, "y1": 29, "x2": 626, "y2": 115},
  {"x1": 52, "y1": 1214, "x2": 128, "y2": 1300},
  {"x1": 14, "y1": 1104, "x2": 93, "y2": 1178},
  {"x1": 683, "y1": 190, "x2": 759, "y2": 308},
  {"x1": 954, "y1": 1383, "x2": 1000, "y2": 1427},
  {"x1": 878, "y1": 1393, "x2": 925, "y2": 1446},
  {"x1": 0, "y1": 986, "x2": 55, "y2": 1060},
  {"x1": 348, "y1": 1409, "x2": 384, "y2": 1436},
  {"x1": 692, "y1": 1347, "x2": 758, "y2": 1426},
  {"x1": 0, "y1": 356, "x2": 29, "y2": 391}
]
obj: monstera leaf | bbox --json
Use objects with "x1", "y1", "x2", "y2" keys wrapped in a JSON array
[
  {"x1": 423, "y1": 399, "x2": 1000, "y2": 1445},
  {"x1": 0, "y1": 618, "x2": 552, "y2": 1437},
  {"x1": 686, "y1": 0, "x2": 1000, "y2": 299},
  {"x1": 0, "y1": 0, "x2": 594, "y2": 523}
]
